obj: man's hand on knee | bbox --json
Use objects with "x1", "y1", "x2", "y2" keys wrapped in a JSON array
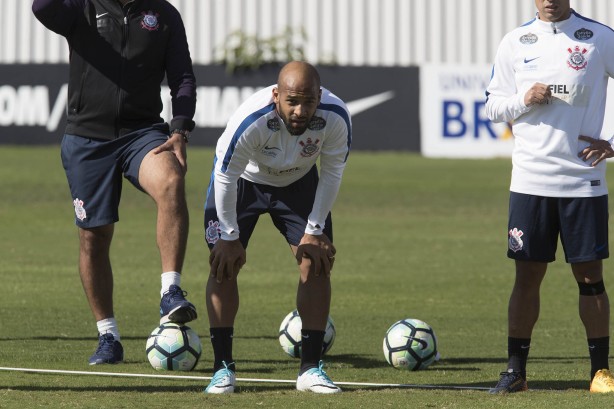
[
  {"x1": 295, "y1": 233, "x2": 336, "y2": 277},
  {"x1": 209, "y1": 239, "x2": 246, "y2": 283}
]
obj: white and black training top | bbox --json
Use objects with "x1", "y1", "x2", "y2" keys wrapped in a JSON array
[
  {"x1": 486, "y1": 10, "x2": 614, "y2": 198},
  {"x1": 212, "y1": 85, "x2": 352, "y2": 241}
]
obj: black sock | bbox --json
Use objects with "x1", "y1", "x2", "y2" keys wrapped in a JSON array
[
  {"x1": 209, "y1": 327, "x2": 235, "y2": 372},
  {"x1": 299, "y1": 329, "x2": 325, "y2": 375},
  {"x1": 508, "y1": 337, "x2": 531, "y2": 378},
  {"x1": 588, "y1": 336, "x2": 610, "y2": 380}
]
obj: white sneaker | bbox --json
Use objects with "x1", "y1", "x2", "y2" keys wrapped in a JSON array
[
  {"x1": 204, "y1": 361, "x2": 235, "y2": 394},
  {"x1": 296, "y1": 360, "x2": 342, "y2": 394}
]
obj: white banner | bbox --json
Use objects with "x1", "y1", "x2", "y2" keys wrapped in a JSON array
[
  {"x1": 420, "y1": 64, "x2": 614, "y2": 158},
  {"x1": 420, "y1": 64, "x2": 514, "y2": 158}
]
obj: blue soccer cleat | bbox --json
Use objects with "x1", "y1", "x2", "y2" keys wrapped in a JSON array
[
  {"x1": 296, "y1": 360, "x2": 342, "y2": 394},
  {"x1": 160, "y1": 284, "x2": 197, "y2": 324},
  {"x1": 88, "y1": 333, "x2": 124, "y2": 365},
  {"x1": 204, "y1": 361, "x2": 236, "y2": 394}
]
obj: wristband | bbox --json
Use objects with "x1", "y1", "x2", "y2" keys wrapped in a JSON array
[{"x1": 171, "y1": 129, "x2": 190, "y2": 143}]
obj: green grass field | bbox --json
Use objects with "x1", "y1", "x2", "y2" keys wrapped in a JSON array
[{"x1": 2, "y1": 146, "x2": 614, "y2": 408}]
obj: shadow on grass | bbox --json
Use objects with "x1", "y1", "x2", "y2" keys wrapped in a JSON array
[
  {"x1": 0, "y1": 348, "x2": 594, "y2": 393},
  {"x1": 0, "y1": 334, "x2": 278, "y2": 341},
  {"x1": 0, "y1": 380, "x2": 591, "y2": 394},
  {"x1": 0, "y1": 336, "x2": 147, "y2": 342}
]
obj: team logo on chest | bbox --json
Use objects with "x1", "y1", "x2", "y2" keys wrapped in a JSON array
[
  {"x1": 519, "y1": 33, "x2": 538, "y2": 45},
  {"x1": 574, "y1": 28, "x2": 593, "y2": 40},
  {"x1": 298, "y1": 137, "x2": 321, "y2": 157},
  {"x1": 567, "y1": 46, "x2": 588, "y2": 71},
  {"x1": 141, "y1": 11, "x2": 160, "y2": 31},
  {"x1": 267, "y1": 117, "x2": 281, "y2": 131},
  {"x1": 307, "y1": 116, "x2": 326, "y2": 130}
]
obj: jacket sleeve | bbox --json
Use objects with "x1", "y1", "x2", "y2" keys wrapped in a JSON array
[
  {"x1": 164, "y1": 7, "x2": 196, "y2": 132},
  {"x1": 484, "y1": 34, "x2": 531, "y2": 123},
  {"x1": 306, "y1": 112, "x2": 351, "y2": 235},
  {"x1": 32, "y1": 0, "x2": 83, "y2": 37},
  {"x1": 601, "y1": 29, "x2": 614, "y2": 80},
  {"x1": 213, "y1": 131, "x2": 256, "y2": 241}
]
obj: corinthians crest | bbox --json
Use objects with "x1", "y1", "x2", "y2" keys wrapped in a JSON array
[
  {"x1": 508, "y1": 227, "x2": 524, "y2": 253},
  {"x1": 73, "y1": 198, "x2": 87, "y2": 221},
  {"x1": 141, "y1": 11, "x2": 160, "y2": 31},
  {"x1": 205, "y1": 220, "x2": 221, "y2": 245},
  {"x1": 299, "y1": 137, "x2": 320, "y2": 157},
  {"x1": 567, "y1": 46, "x2": 588, "y2": 71}
]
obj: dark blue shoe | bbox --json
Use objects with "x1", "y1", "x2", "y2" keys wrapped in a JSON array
[
  {"x1": 489, "y1": 370, "x2": 528, "y2": 394},
  {"x1": 88, "y1": 333, "x2": 124, "y2": 365},
  {"x1": 160, "y1": 284, "x2": 197, "y2": 324}
]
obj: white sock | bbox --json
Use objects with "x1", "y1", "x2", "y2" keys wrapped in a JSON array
[
  {"x1": 161, "y1": 271, "x2": 181, "y2": 297},
  {"x1": 97, "y1": 318, "x2": 120, "y2": 341}
]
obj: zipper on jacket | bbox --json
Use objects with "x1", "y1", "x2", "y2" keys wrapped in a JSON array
[{"x1": 115, "y1": 3, "x2": 132, "y2": 137}]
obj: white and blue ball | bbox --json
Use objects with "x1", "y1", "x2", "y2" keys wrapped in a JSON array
[
  {"x1": 146, "y1": 323, "x2": 202, "y2": 371},
  {"x1": 383, "y1": 318, "x2": 438, "y2": 371},
  {"x1": 278, "y1": 310, "x2": 336, "y2": 358}
]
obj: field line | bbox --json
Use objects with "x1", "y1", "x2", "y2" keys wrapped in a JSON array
[{"x1": 0, "y1": 366, "x2": 491, "y2": 390}]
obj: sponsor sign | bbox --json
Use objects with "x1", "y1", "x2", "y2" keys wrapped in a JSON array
[
  {"x1": 0, "y1": 64, "x2": 420, "y2": 151},
  {"x1": 420, "y1": 64, "x2": 514, "y2": 158},
  {"x1": 421, "y1": 64, "x2": 614, "y2": 158}
]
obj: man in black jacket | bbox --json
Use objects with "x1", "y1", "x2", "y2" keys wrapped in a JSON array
[{"x1": 32, "y1": 0, "x2": 198, "y2": 365}]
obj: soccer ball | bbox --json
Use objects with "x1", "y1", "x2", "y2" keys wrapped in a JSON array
[
  {"x1": 146, "y1": 323, "x2": 202, "y2": 371},
  {"x1": 278, "y1": 310, "x2": 335, "y2": 358},
  {"x1": 383, "y1": 318, "x2": 438, "y2": 371}
]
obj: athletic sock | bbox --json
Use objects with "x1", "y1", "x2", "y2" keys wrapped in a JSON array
[
  {"x1": 588, "y1": 336, "x2": 610, "y2": 380},
  {"x1": 210, "y1": 327, "x2": 235, "y2": 372},
  {"x1": 507, "y1": 337, "x2": 531, "y2": 378},
  {"x1": 299, "y1": 329, "x2": 325, "y2": 375},
  {"x1": 160, "y1": 271, "x2": 181, "y2": 297},
  {"x1": 97, "y1": 317, "x2": 120, "y2": 341}
]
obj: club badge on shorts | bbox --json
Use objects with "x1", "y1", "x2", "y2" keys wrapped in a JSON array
[
  {"x1": 508, "y1": 227, "x2": 524, "y2": 253},
  {"x1": 73, "y1": 198, "x2": 87, "y2": 221},
  {"x1": 205, "y1": 220, "x2": 221, "y2": 245}
]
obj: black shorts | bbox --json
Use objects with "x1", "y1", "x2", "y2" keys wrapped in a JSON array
[
  {"x1": 204, "y1": 165, "x2": 333, "y2": 249},
  {"x1": 507, "y1": 192, "x2": 609, "y2": 263},
  {"x1": 61, "y1": 124, "x2": 169, "y2": 228}
]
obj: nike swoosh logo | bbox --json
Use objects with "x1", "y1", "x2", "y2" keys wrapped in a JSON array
[
  {"x1": 264, "y1": 146, "x2": 281, "y2": 151},
  {"x1": 96, "y1": 12, "x2": 109, "y2": 19},
  {"x1": 345, "y1": 91, "x2": 395, "y2": 116},
  {"x1": 524, "y1": 57, "x2": 540, "y2": 64},
  {"x1": 403, "y1": 335, "x2": 428, "y2": 350}
]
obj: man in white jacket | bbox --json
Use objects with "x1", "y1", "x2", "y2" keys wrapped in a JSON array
[
  {"x1": 486, "y1": 0, "x2": 614, "y2": 394},
  {"x1": 203, "y1": 61, "x2": 351, "y2": 394}
]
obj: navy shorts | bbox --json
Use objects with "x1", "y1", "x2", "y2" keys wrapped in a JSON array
[
  {"x1": 204, "y1": 165, "x2": 333, "y2": 249},
  {"x1": 61, "y1": 124, "x2": 170, "y2": 228},
  {"x1": 507, "y1": 192, "x2": 609, "y2": 263}
]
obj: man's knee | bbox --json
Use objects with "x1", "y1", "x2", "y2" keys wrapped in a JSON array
[{"x1": 577, "y1": 280, "x2": 606, "y2": 296}]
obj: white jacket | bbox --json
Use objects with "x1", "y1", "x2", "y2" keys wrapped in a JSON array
[
  {"x1": 212, "y1": 85, "x2": 352, "y2": 240},
  {"x1": 486, "y1": 10, "x2": 614, "y2": 197}
]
